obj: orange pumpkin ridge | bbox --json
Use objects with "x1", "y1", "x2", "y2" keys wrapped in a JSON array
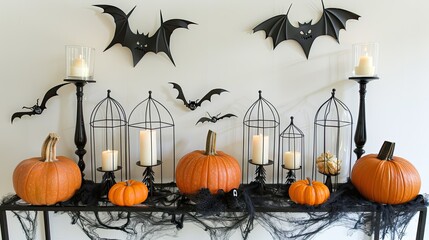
[
  {"x1": 176, "y1": 130, "x2": 241, "y2": 195},
  {"x1": 13, "y1": 133, "x2": 82, "y2": 205},
  {"x1": 289, "y1": 177, "x2": 330, "y2": 206},
  {"x1": 351, "y1": 141, "x2": 421, "y2": 205},
  {"x1": 108, "y1": 180, "x2": 149, "y2": 206}
]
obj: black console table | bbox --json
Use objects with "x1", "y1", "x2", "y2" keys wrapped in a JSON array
[{"x1": 1, "y1": 184, "x2": 427, "y2": 240}]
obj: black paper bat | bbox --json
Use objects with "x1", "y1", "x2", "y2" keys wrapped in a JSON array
[
  {"x1": 253, "y1": 0, "x2": 360, "y2": 58},
  {"x1": 196, "y1": 112, "x2": 237, "y2": 125},
  {"x1": 95, "y1": 5, "x2": 195, "y2": 67},
  {"x1": 11, "y1": 83, "x2": 69, "y2": 123},
  {"x1": 169, "y1": 82, "x2": 228, "y2": 111}
]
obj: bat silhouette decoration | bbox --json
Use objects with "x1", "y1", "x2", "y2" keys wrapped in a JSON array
[
  {"x1": 196, "y1": 112, "x2": 237, "y2": 125},
  {"x1": 253, "y1": 0, "x2": 360, "y2": 58},
  {"x1": 169, "y1": 82, "x2": 228, "y2": 111},
  {"x1": 11, "y1": 83, "x2": 70, "y2": 123},
  {"x1": 94, "y1": 5, "x2": 196, "y2": 67}
]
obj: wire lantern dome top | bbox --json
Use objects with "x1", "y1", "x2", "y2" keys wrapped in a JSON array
[
  {"x1": 90, "y1": 90, "x2": 127, "y2": 128},
  {"x1": 281, "y1": 116, "x2": 304, "y2": 138},
  {"x1": 128, "y1": 91, "x2": 175, "y2": 130},
  {"x1": 243, "y1": 90, "x2": 280, "y2": 129},
  {"x1": 314, "y1": 89, "x2": 353, "y2": 128}
]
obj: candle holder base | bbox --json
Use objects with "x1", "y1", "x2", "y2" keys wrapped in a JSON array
[
  {"x1": 136, "y1": 160, "x2": 162, "y2": 167},
  {"x1": 64, "y1": 78, "x2": 96, "y2": 181},
  {"x1": 284, "y1": 169, "x2": 297, "y2": 197},
  {"x1": 349, "y1": 76, "x2": 379, "y2": 159},
  {"x1": 98, "y1": 170, "x2": 118, "y2": 198},
  {"x1": 136, "y1": 161, "x2": 161, "y2": 195},
  {"x1": 248, "y1": 159, "x2": 274, "y2": 166}
]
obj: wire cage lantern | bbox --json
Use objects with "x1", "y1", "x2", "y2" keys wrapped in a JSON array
[
  {"x1": 280, "y1": 116, "x2": 305, "y2": 193},
  {"x1": 89, "y1": 90, "x2": 128, "y2": 196},
  {"x1": 128, "y1": 91, "x2": 175, "y2": 194},
  {"x1": 313, "y1": 89, "x2": 353, "y2": 192},
  {"x1": 242, "y1": 90, "x2": 280, "y2": 189}
]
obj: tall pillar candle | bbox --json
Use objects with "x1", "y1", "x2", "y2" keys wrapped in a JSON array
[
  {"x1": 252, "y1": 134, "x2": 269, "y2": 164},
  {"x1": 283, "y1": 151, "x2": 301, "y2": 169},
  {"x1": 101, "y1": 150, "x2": 118, "y2": 171},
  {"x1": 70, "y1": 55, "x2": 90, "y2": 78},
  {"x1": 354, "y1": 54, "x2": 375, "y2": 76},
  {"x1": 140, "y1": 130, "x2": 157, "y2": 166}
]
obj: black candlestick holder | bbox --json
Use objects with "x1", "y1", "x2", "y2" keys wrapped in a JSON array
[
  {"x1": 249, "y1": 160, "x2": 273, "y2": 193},
  {"x1": 64, "y1": 79, "x2": 95, "y2": 180},
  {"x1": 136, "y1": 161, "x2": 162, "y2": 196},
  {"x1": 349, "y1": 76, "x2": 379, "y2": 159},
  {"x1": 97, "y1": 166, "x2": 122, "y2": 197},
  {"x1": 282, "y1": 165, "x2": 300, "y2": 196}
]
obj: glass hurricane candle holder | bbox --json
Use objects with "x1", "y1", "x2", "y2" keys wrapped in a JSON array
[
  {"x1": 352, "y1": 42, "x2": 379, "y2": 77},
  {"x1": 66, "y1": 45, "x2": 95, "y2": 80}
]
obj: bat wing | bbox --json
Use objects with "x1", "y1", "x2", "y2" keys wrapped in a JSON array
[
  {"x1": 197, "y1": 88, "x2": 228, "y2": 107},
  {"x1": 94, "y1": 5, "x2": 134, "y2": 50},
  {"x1": 196, "y1": 117, "x2": 212, "y2": 125},
  {"x1": 95, "y1": 5, "x2": 148, "y2": 67},
  {"x1": 11, "y1": 111, "x2": 36, "y2": 123},
  {"x1": 147, "y1": 12, "x2": 196, "y2": 66},
  {"x1": 218, "y1": 113, "x2": 237, "y2": 120},
  {"x1": 39, "y1": 83, "x2": 70, "y2": 109},
  {"x1": 321, "y1": 7, "x2": 360, "y2": 42},
  {"x1": 253, "y1": 5, "x2": 296, "y2": 50},
  {"x1": 169, "y1": 82, "x2": 189, "y2": 108}
]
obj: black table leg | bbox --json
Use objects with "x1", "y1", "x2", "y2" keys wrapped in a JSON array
[
  {"x1": 43, "y1": 211, "x2": 51, "y2": 240},
  {"x1": 0, "y1": 210, "x2": 9, "y2": 240},
  {"x1": 416, "y1": 208, "x2": 427, "y2": 240}
]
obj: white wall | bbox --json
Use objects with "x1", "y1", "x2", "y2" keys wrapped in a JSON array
[{"x1": 1, "y1": 0, "x2": 428, "y2": 239}]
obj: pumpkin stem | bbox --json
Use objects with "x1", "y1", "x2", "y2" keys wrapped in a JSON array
[
  {"x1": 41, "y1": 133, "x2": 59, "y2": 162},
  {"x1": 377, "y1": 141, "x2": 395, "y2": 160},
  {"x1": 306, "y1": 177, "x2": 313, "y2": 186},
  {"x1": 205, "y1": 130, "x2": 217, "y2": 155}
]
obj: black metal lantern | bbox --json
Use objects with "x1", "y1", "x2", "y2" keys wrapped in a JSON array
[
  {"x1": 242, "y1": 90, "x2": 280, "y2": 189},
  {"x1": 128, "y1": 91, "x2": 175, "y2": 194},
  {"x1": 312, "y1": 89, "x2": 353, "y2": 192},
  {"x1": 89, "y1": 90, "x2": 128, "y2": 196},
  {"x1": 280, "y1": 116, "x2": 304, "y2": 193}
]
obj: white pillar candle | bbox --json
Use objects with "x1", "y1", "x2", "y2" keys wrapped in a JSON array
[
  {"x1": 283, "y1": 151, "x2": 301, "y2": 169},
  {"x1": 140, "y1": 130, "x2": 157, "y2": 166},
  {"x1": 101, "y1": 150, "x2": 118, "y2": 171},
  {"x1": 354, "y1": 54, "x2": 375, "y2": 76},
  {"x1": 252, "y1": 134, "x2": 269, "y2": 164},
  {"x1": 70, "y1": 55, "x2": 89, "y2": 78}
]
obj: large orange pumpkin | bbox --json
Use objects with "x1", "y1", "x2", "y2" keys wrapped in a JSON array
[
  {"x1": 108, "y1": 180, "x2": 149, "y2": 206},
  {"x1": 351, "y1": 141, "x2": 421, "y2": 205},
  {"x1": 13, "y1": 133, "x2": 82, "y2": 205},
  {"x1": 289, "y1": 177, "x2": 330, "y2": 206},
  {"x1": 176, "y1": 130, "x2": 241, "y2": 195}
]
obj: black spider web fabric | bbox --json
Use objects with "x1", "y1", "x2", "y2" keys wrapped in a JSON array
[{"x1": 1, "y1": 181, "x2": 427, "y2": 240}]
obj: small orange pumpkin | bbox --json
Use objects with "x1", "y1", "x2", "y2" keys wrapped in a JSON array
[
  {"x1": 108, "y1": 180, "x2": 149, "y2": 206},
  {"x1": 176, "y1": 130, "x2": 241, "y2": 195},
  {"x1": 351, "y1": 141, "x2": 421, "y2": 205},
  {"x1": 13, "y1": 133, "x2": 82, "y2": 205},
  {"x1": 289, "y1": 177, "x2": 330, "y2": 206}
]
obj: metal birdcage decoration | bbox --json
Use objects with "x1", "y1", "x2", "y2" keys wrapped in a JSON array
[
  {"x1": 242, "y1": 90, "x2": 280, "y2": 189},
  {"x1": 280, "y1": 116, "x2": 305, "y2": 193},
  {"x1": 313, "y1": 89, "x2": 353, "y2": 192},
  {"x1": 128, "y1": 91, "x2": 175, "y2": 194},
  {"x1": 89, "y1": 90, "x2": 128, "y2": 196}
]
